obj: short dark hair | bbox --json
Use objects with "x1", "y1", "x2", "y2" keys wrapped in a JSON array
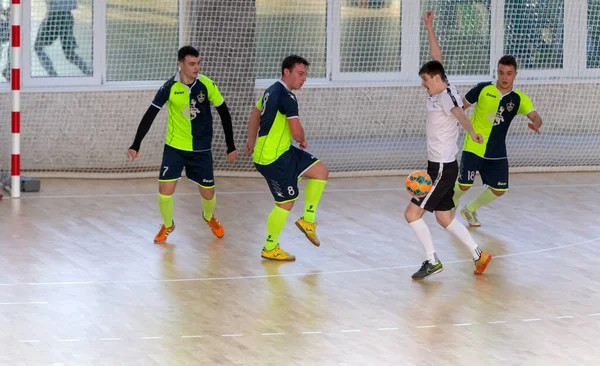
[
  {"x1": 418, "y1": 60, "x2": 447, "y2": 82},
  {"x1": 178, "y1": 46, "x2": 200, "y2": 62},
  {"x1": 498, "y1": 55, "x2": 518, "y2": 70},
  {"x1": 281, "y1": 55, "x2": 310, "y2": 75}
]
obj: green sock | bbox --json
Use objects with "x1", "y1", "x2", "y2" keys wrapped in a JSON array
[
  {"x1": 466, "y1": 187, "x2": 499, "y2": 212},
  {"x1": 264, "y1": 205, "x2": 290, "y2": 251},
  {"x1": 453, "y1": 181, "x2": 468, "y2": 207},
  {"x1": 303, "y1": 179, "x2": 327, "y2": 223},
  {"x1": 158, "y1": 194, "x2": 174, "y2": 228},
  {"x1": 202, "y1": 195, "x2": 217, "y2": 221}
]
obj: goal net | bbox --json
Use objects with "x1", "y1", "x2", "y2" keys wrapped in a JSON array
[{"x1": 4, "y1": 0, "x2": 600, "y2": 181}]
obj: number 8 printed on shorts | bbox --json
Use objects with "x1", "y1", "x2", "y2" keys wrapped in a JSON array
[{"x1": 287, "y1": 186, "x2": 295, "y2": 196}]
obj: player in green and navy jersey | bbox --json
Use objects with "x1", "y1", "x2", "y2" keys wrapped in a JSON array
[
  {"x1": 245, "y1": 55, "x2": 329, "y2": 261},
  {"x1": 128, "y1": 46, "x2": 237, "y2": 244},
  {"x1": 452, "y1": 56, "x2": 544, "y2": 227}
]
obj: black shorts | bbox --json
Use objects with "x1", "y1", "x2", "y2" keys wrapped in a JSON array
[
  {"x1": 35, "y1": 11, "x2": 77, "y2": 51},
  {"x1": 458, "y1": 151, "x2": 509, "y2": 191},
  {"x1": 411, "y1": 160, "x2": 458, "y2": 212},
  {"x1": 159, "y1": 144, "x2": 214, "y2": 188},
  {"x1": 254, "y1": 146, "x2": 320, "y2": 203}
]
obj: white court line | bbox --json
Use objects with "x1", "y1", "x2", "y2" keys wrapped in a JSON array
[
  {"x1": 11, "y1": 309, "x2": 595, "y2": 345},
  {"x1": 4, "y1": 235, "x2": 597, "y2": 287},
  {"x1": 16, "y1": 182, "x2": 600, "y2": 200},
  {"x1": 0, "y1": 301, "x2": 48, "y2": 305}
]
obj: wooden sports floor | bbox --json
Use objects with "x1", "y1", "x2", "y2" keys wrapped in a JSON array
[{"x1": 1, "y1": 172, "x2": 599, "y2": 365}]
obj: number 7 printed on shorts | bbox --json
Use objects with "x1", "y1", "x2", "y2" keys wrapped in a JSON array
[{"x1": 162, "y1": 166, "x2": 169, "y2": 177}]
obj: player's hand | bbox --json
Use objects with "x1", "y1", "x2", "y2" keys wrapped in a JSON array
[
  {"x1": 299, "y1": 140, "x2": 309, "y2": 150},
  {"x1": 528, "y1": 121, "x2": 542, "y2": 134},
  {"x1": 244, "y1": 141, "x2": 254, "y2": 156},
  {"x1": 424, "y1": 8, "x2": 434, "y2": 27},
  {"x1": 227, "y1": 150, "x2": 238, "y2": 163},
  {"x1": 470, "y1": 132, "x2": 484, "y2": 144},
  {"x1": 127, "y1": 149, "x2": 140, "y2": 161}
]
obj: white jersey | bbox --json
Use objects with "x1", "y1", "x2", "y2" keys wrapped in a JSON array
[{"x1": 425, "y1": 85, "x2": 463, "y2": 163}]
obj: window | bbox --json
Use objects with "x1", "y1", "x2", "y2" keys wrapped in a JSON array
[
  {"x1": 255, "y1": 0, "x2": 327, "y2": 79},
  {"x1": 588, "y1": 0, "x2": 600, "y2": 69},
  {"x1": 30, "y1": 0, "x2": 93, "y2": 78},
  {"x1": 504, "y1": 0, "x2": 564, "y2": 70},
  {"x1": 419, "y1": 0, "x2": 491, "y2": 76},
  {"x1": 341, "y1": 0, "x2": 401, "y2": 73},
  {"x1": 0, "y1": 0, "x2": 9, "y2": 83},
  {"x1": 106, "y1": 0, "x2": 178, "y2": 81}
]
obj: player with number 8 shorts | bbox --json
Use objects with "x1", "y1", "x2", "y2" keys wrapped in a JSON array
[{"x1": 245, "y1": 55, "x2": 329, "y2": 261}]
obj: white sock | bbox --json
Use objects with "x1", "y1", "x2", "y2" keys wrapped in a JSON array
[
  {"x1": 409, "y1": 219, "x2": 438, "y2": 263},
  {"x1": 445, "y1": 218, "x2": 482, "y2": 260}
]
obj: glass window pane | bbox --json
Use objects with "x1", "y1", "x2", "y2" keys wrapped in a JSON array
[
  {"x1": 341, "y1": 0, "x2": 401, "y2": 73},
  {"x1": 31, "y1": 0, "x2": 93, "y2": 77},
  {"x1": 106, "y1": 0, "x2": 178, "y2": 81},
  {"x1": 420, "y1": 0, "x2": 491, "y2": 76},
  {"x1": 588, "y1": 0, "x2": 600, "y2": 69},
  {"x1": 255, "y1": 0, "x2": 326, "y2": 79},
  {"x1": 0, "y1": 0, "x2": 9, "y2": 83},
  {"x1": 504, "y1": 0, "x2": 564, "y2": 70}
]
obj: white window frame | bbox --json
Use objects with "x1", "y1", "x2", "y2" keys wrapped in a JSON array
[
  {"x1": 578, "y1": 1, "x2": 600, "y2": 77},
  {"x1": 10, "y1": 0, "x2": 600, "y2": 91},
  {"x1": 20, "y1": 0, "x2": 184, "y2": 91},
  {"x1": 493, "y1": 0, "x2": 576, "y2": 81},
  {"x1": 256, "y1": 0, "x2": 330, "y2": 89},
  {"x1": 22, "y1": 0, "x2": 103, "y2": 88},
  {"x1": 331, "y1": 0, "x2": 417, "y2": 83}
]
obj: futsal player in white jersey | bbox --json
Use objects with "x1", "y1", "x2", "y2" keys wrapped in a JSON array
[{"x1": 405, "y1": 9, "x2": 492, "y2": 280}]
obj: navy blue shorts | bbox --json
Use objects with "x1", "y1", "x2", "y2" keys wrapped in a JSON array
[
  {"x1": 458, "y1": 151, "x2": 509, "y2": 191},
  {"x1": 159, "y1": 144, "x2": 214, "y2": 188},
  {"x1": 254, "y1": 146, "x2": 320, "y2": 203}
]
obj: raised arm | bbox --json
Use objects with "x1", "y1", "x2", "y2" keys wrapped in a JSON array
[{"x1": 424, "y1": 8, "x2": 442, "y2": 62}]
